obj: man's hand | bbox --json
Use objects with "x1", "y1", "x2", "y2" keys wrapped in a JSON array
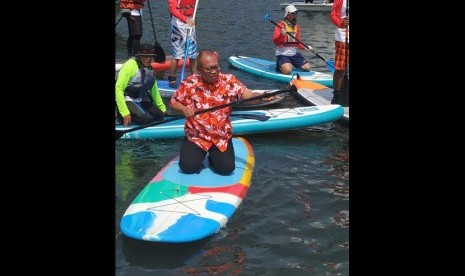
[
  {"x1": 187, "y1": 18, "x2": 195, "y2": 27},
  {"x1": 182, "y1": 107, "x2": 195, "y2": 118},
  {"x1": 343, "y1": 16, "x2": 349, "y2": 27},
  {"x1": 261, "y1": 91, "x2": 276, "y2": 102},
  {"x1": 123, "y1": 114, "x2": 131, "y2": 127}
]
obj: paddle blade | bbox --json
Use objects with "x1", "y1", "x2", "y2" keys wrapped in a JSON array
[
  {"x1": 153, "y1": 42, "x2": 166, "y2": 63},
  {"x1": 326, "y1": 61, "x2": 335, "y2": 73}
]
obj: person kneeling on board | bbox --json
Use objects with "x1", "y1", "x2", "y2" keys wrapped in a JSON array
[
  {"x1": 169, "y1": 50, "x2": 275, "y2": 175},
  {"x1": 115, "y1": 43, "x2": 168, "y2": 127},
  {"x1": 273, "y1": 5, "x2": 313, "y2": 75}
]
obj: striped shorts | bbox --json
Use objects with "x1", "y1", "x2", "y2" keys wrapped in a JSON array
[{"x1": 170, "y1": 17, "x2": 199, "y2": 59}]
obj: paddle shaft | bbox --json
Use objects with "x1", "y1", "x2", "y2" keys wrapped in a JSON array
[
  {"x1": 115, "y1": 88, "x2": 290, "y2": 141},
  {"x1": 180, "y1": 0, "x2": 200, "y2": 82},
  {"x1": 115, "y1": 15, "x2": 123, "y2": 27},
  {"x1": 344, "y1": 0, "x2": 349, "y2": 77},
  {"x1": 146, "y1": 0, "x2": 158, "y2": 43},
  {"x1": 265, "y1": 15, "x2": 334, "y2": 70},
  {"x1": 166, "y1": 112, "x2": 270, "y2": 121},
  {"x1": 147, "y1": 0, "x2": 166, "y2": 62}
]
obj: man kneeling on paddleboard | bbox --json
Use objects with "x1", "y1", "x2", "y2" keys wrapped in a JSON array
[{"x1": 169, "y1": 50, "x2": 275, "y2": 175}]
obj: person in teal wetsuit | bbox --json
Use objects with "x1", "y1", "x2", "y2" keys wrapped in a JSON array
[{"x1": 115, "y1": 43, "x2": 167, "y2": 127}]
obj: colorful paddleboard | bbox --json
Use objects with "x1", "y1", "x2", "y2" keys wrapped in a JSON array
[
  {"x1": 228, "y1": 55, "x2": 333, "y2": 87},
  {"x1": 115, "y1": 105, "x2": 344, "y2": 140},
  {"x1": 120, "y1": 137, "x2": 255, "y2": 243},
  {"x1": 290, "y1": 77, "x2": 349, "y2": 123}
]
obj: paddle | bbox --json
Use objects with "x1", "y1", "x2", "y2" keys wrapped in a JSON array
[
  {"x1": 115, "y1": 88, "x2": 292, "y2": 141},
  {"x1": 146, "y1": 0, "x2": 166, "y2": 63},
  {"x1": 264, "y1": 14, "x2": 335, "y2": 72},
  {"x1": 338, "y1": 0, "x2": 349, "y2": 106},
  {"x1": 115, "y1": 15, "x2": 123, "y2": 27},
  {"x1": 165, "y1": 113, "x2": 270, "y2": 121},
  {"x1": 179, "y1": 0, "x2": 200, "y2": 84},
  {"x1": 326, "y1": 60, "x2": 335, "y2": 73}
]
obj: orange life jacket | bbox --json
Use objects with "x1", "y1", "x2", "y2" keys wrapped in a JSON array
[
  {"x1": 282, "y1": 20, "x2": 300, "y2": 47},
  {"x1": 120, "y1": 0, "x2": 145, "y2": 10}
]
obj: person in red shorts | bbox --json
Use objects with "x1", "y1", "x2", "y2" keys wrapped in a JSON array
[{"x1": 330, "y1": 0, "x2": 349, "y2": 104}]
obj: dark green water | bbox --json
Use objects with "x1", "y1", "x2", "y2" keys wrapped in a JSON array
[{"x1": 115, "y1": 0, "x2": 349, "y2": 275}]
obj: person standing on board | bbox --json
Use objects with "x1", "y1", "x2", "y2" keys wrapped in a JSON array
[
  {"x1": 329, "y1": 0, "x2": 349, "y2": 104},
  {"x1": 120, "y1": 0, "x2": 146, "y2": 58},
  {"x1": 273, "y1": 4, "x2": 313, "y2": 75},
  {"x1": 169, "y1": 51, "x2": 275, "y2": 175},
  {"x1": 116, "y1": 43, "x2": 167, "y2": 127},
  {"x1": 167, "y1": 0, "x2": 199, "y2": 88}
]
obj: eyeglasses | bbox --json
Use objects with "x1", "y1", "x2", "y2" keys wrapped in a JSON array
[
  {"x1": 289, "y1": 12, "x2": 298, "y2": 15},
  {"x1": 198, "y1": 65, "x2": 220, "y2": 73}
]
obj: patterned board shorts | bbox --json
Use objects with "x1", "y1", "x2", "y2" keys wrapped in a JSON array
[{"x1": 170, "y1": 17, "x2": 199, "y2": 59}]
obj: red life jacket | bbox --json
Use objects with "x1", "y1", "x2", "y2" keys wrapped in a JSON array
[{"x1": 177, "y1": 0, "x2": 196, "y2": 16}]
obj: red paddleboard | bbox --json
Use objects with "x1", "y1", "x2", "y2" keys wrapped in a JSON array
[{"x1": 151, "y1": 55, "x2": 190, "y2": 71}]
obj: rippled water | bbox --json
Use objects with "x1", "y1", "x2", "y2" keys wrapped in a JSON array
[{"x1": 115, "y1": 0, "x2": 348, "y2": 275}]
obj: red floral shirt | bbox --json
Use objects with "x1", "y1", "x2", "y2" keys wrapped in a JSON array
[{"x1": 170, "y1": 73, "x2": 246, "y2": 152}]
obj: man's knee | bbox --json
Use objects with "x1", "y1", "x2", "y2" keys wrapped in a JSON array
[
  {"x1": 301, "y1": 63, "x2": 311, "y2": 71},
  {"x1": 279, "y1": 65, "x2": 292, "y2": 74},
  {"x1": 179, "y1": 160, "x2": 203, "y2": 174},
  {"x1": 211, "y1": 161, "x2": 235, "y2": 176}
]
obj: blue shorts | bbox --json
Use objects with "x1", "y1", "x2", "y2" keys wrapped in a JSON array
[{"x1": 276, "y1": 53, "x2": 308, "y2": 70}]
